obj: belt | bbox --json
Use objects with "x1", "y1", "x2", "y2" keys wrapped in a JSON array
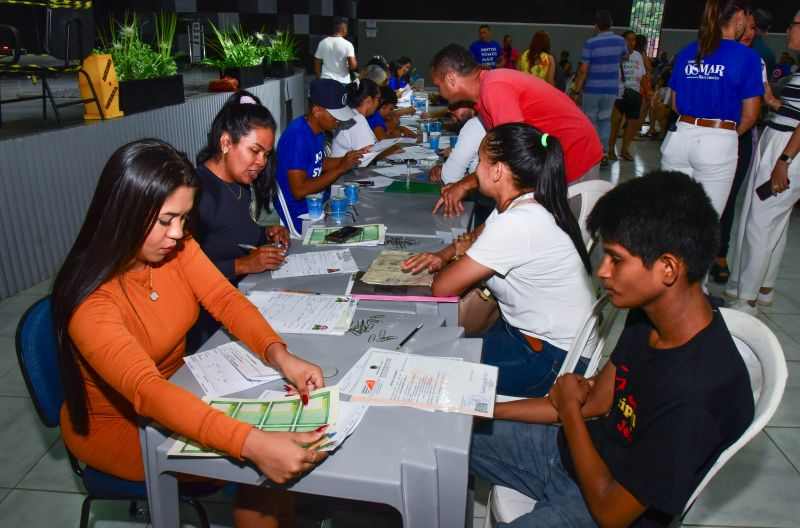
[
  {"x1": 679, "y1": 115, "x2": 737, "y2": 131},
  {"x1": 523, "y1": 334, "x2": 544, "y2": 352}
]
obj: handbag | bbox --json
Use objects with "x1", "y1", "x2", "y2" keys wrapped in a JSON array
[{"x1": 459, "y1": 287, "x2": 500, "y2": 335}]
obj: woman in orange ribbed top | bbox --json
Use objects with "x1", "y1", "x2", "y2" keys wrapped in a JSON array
[{"x1": 51, "y1": 139, "x2": 327, "y2": 527}]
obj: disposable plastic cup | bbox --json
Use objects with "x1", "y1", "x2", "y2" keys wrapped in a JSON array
[
  {"x1": 450, "y1": 136, "x2": 457, "y2": 147},
  {"x1": 330, "y1": 195, "x2": 347, "y2": 225},
  {"x1": 306, "y1": 193, "x2": 323, "y2": 219},
  {"x1": 344, "y1": 182, "x2": 359, "y2": 204},
  {"x1": 429, "y1": 135, "x2": 440, "y2": 151}
]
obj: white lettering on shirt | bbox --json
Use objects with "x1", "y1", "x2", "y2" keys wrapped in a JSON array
[{"x1": 683, "y1": 60, "x2": 725, "y2": 80}]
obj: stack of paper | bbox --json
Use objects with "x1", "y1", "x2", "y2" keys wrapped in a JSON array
[
  {"x1": 386, "y1": 145, "x2": 438, "y2": 163},
  {"x1": 184, "y1": 342, "x2": 282, "y2": 397},
  {"x1": 271, "y1": 249, "x2": 359, "y2": 279},
  {"x1": 359, "y1": 138, "x2": 400, "y2": 167},
  {"x1": 354, "y1": 175, "x2": 397, "y2": 188},
  {"x1": 248, "y1": 291, "x2": 359, "y2": 336},
  {"x1": 337, "y1": 347, "x2": 497, "y2": 417},
  {"x1": 303, "y1": 224, "x2": 386, "y2": 246},
  {"x1": 167, "y1": 387, "x2": 354, "y2": 457}
]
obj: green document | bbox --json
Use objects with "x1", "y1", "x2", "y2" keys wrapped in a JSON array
[
  {"x1": 383, "y1": 181, "x2": 442, "y2": 195},
  {"x1": 169, "y1": 387, "x2": 339, "y2": 457}
]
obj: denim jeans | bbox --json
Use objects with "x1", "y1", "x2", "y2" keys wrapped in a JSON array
[
  {"x1": 582, "y1": 93, "x2": 618, "y2": 153},
  {"x1": 471, "y1": 420, "x2": 597, "y2": 527},
  {"x1": 473, "y1": 318, "x2": 570, "y2": 398}
]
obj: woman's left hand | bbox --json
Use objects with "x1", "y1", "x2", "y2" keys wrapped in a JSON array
[
  {"x1": 267, "y1": 344, "x2": 324, "y2": 405},
  {"x1": 771, "y1": 161, "x2": 790, "y2": 196},
  {"x1": 401, "y1": 251, "x2": 447, "y2": 274},
  {"x1": 266, "y1": 225, "x2": 291, "y2": 248}
]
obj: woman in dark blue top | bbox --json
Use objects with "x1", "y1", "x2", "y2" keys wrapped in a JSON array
[{"x1": 189, "y1": 90, "x2": 290, "y2": 351}]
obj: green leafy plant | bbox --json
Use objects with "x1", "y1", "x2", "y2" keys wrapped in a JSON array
[
  {"x1": 94, "y1": 12, "x2": 180, "y2": 82},
  {"x1": 264, "y1": 28, "x2": 299, "y2": 64},
  {"x1": 201, "y1": 23, "x2": 266, "y2": 71}
]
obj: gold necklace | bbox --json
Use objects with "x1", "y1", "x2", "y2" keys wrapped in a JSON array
[
  {"x1": 148, "y1": 265, "x2": 159, "y2": 302},
  {"x1": 224, "y1": 180, "x2": 243, "y2": 201}
]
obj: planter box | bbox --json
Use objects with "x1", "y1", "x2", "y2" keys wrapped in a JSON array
[
  {"x1": 223, "y1": 66, "x2": 263, "y2": 89},
  {"x1": 266, "y1": 60, "x2": 295, "y2": 78},
  {"x1": 119, "y1": 75, "x2": 185, "y2": 115}
]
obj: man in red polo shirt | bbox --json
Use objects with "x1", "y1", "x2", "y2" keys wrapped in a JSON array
[{"x1": 430, "y1": 44, "x2": 603, "y2": 216}]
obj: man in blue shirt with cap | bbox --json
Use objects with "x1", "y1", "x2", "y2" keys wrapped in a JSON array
[{"x1": 275, "y1": 78, "x2": 368, "y2": 234}]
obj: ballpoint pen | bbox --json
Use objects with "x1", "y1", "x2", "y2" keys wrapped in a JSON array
[{"x1": 396, "y1": 323, "x2": 423, "y2": 350}]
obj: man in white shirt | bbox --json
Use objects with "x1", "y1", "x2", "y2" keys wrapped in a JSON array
[
  {"x1": 314, "y1": 20, "x2": 357, "y2": 84},
  {"x1": 429, "y1": 106, "x2": 486, "y2": 185}
]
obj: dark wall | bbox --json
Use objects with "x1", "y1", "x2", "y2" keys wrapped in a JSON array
[
  {"x1": 663, "y1": 1, "x2": 797, "y2": 30},
  {"x1": 360, "y1": 1, "x2": 632, "y2": 26}
]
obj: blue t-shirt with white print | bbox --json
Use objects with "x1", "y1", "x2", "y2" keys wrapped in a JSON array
[
  {"x1": 671, "y1": 39, "x2": 764, "y2": 123},
  {"x1": 274, "y1": 116, "x2": 327, "y2": 233},
  {"x1": 470, "y1": 40, "x2": 501, "y2": 68}
]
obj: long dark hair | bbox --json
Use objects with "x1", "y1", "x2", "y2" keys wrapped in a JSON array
[
  {"x1": 346, "y1": 78, "x2": 380, "y2": 109},
  {"x1": 389, "y1": 56, "x2": 411, "y2": 81},
  {"x1": 52, "y1": 139, "x2": 201, "y2": 435},
  {"x1": 526, "y1": 31, "x2": 551, "y2": 72},
  {"x1": 196, "y1": 90, "x2": 278, "y2": 218},
  {"x1": 482, "y1": 123, "x2": 591, "y2": 275},
  {"x1": 697, "y1": 0, "x2": 750, "y2": 63}
]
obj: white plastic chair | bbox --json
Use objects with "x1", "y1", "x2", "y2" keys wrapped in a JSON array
[
  {"x1": 567, "y1": 179, "x2": 615, "y2": 250},
  {"x1": 558, "y1": 294, "x2": 619, "y2": 377},
  {"x1": 484, "y1": 307, "x2": 787, "y2": 527},
  {"x1": 274, "y1": 186, "x2": 303, "y2": 239}
]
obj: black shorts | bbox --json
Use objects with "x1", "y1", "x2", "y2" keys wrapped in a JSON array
[{"x1": 615, "y1": 89, "x2": 643, "y2": 119}]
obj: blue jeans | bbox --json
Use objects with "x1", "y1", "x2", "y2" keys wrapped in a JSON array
[
  {"x1": 473, "y1": 319, "x2": 569, "y2": 398},
  {"x1": 471, "y1": 420, "x2": 597, "y2": 527},
  {"x1": 582, "y1": 93, "x2": 618, "y2": 153}
]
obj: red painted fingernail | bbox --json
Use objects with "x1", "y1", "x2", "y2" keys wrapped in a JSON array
[
  {"x1": 302, "y1": 394, "x2": 309, "y2": 405},
  {"x1": 283, "y1": 384, "x2": 292, "y2": 391},
  {"x1": 315, "y1": 425, "x2": 329, "y2": 432}
]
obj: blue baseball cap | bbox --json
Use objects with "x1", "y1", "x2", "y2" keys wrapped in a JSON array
[{"x1": 309, "y1": 79, "x2": 357, "y2": 121}]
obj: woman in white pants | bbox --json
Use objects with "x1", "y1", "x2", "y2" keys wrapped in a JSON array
[
  {"x1": 727, "y1": 9, "x2": 800, "y2": 315},
  {"x1": 661, "y1": 0, "x2": 763, "y2": 215}
]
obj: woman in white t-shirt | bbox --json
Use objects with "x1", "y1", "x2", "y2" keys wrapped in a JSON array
[
  {"x1": 402, "y1": 123, "x2": 595, "y2": 397},
  {"x1": 609, "y1": 30, "x2": 647, "y2": 161},
  {"x1": 330, "y1": 79, "x2": 381, "y2": 157}
]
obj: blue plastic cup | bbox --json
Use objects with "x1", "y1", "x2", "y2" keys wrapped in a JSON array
[
  {"x1": 344, "y1": 182, "x2": 359, "y2": 204},
  {"x1": 450, "y1": 136, "x2": 457, "y2": 148},
  {"x1": 306, "y1": 193, "x2": 323, "y2": 219},
  {"x1": 330, "y1": 195, "x2": 347, "y2": 225},
  {"x1": 429, "y1": 135, "x2": 440, "y2": 151},
  {"x1": 431, "y1": 121, "x2": 442, "y2": 133},
  {"x1": 416, "y1": 99, "x2": 425, "y2": 111}
]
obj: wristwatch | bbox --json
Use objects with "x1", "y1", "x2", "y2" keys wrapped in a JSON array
[{"x1": 779, "y1": 153, "x2": 794, "y2": 165}]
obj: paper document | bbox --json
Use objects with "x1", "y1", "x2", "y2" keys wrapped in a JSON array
[
  {"x1": 248, "y1": 291, "x2": 359, "y2": 336},
  {"x1": 271, "y1": 249, "x2": 359, "y2": 279},
  {"x1": 360, "y1": 250, "x2": 433, "y2": 286},
  {"x1": 303, "y1": 224, "x2": 386, "y2": 246},
  {"x1": 371, "y1": 165, "x2": 414, "y2": 178},
  {"x1": 354, "y1": 175, "x2": 397, "y2": 188},
  {"x1": 168, "y1": 388, "x2": 342, "y2": 457},
  {"x1": 184, "y1": 342, "x2": 281, "y2": 397},
  {"x1": 359, "y1": 138, "x2": 400, "y2": 167},
  {"x1": 341, "y1": 348, "x2": 497, "y2": 417}
]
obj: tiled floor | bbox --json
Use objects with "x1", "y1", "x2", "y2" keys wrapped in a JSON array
[{"x1": 1, "y1": 125, "x2": 799, "y2": 526}]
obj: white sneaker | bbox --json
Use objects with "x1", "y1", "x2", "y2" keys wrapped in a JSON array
[
  {"x1": 757, "y1": 290, "x2": 774, "y2": 306},
  {"x1": 728, "y1": 299, "x2": 759, "y2": 316}
]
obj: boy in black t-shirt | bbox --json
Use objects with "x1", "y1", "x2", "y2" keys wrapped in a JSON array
[{"x1": 471, "y1": 171, "x2": 754, "y2": 527}]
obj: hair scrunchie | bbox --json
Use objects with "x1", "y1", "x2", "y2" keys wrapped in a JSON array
[{"x1": 540, "y1": 133, "x2": 549, "y2": 148}]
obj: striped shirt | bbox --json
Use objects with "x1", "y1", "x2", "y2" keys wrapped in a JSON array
[
  {"x1": 580, "y1": 31, "x2": 627, "y2": 95},
  {"x1": 773, "y1": 72, "x2": 800, "y2": 129}
]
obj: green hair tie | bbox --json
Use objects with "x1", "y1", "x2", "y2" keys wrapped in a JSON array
[{"x1": 540, "y1": 133, "x2": 549, "y2": 148}]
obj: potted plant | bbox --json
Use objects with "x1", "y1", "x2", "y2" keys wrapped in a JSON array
[
  {"x1": 95, "y1": 11, "x2": 184, "y2": 115},
  {"x1": 264, "y1": 28, "x2": 298, "y2": 78},
  {"x1": 202, "y1": 23, "x2": 265, "y2": 89}
]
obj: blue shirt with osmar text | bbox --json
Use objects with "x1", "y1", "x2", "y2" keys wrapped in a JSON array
[
  {"x1": 470, "y1": 40, "x2": 501, "y2": 68},
  {"x1": 274, "y1": 116, "x2": 327, "y2": 233},
  {"x1": 670, "y1": 39, "x2": 764, "y2": 123}
]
